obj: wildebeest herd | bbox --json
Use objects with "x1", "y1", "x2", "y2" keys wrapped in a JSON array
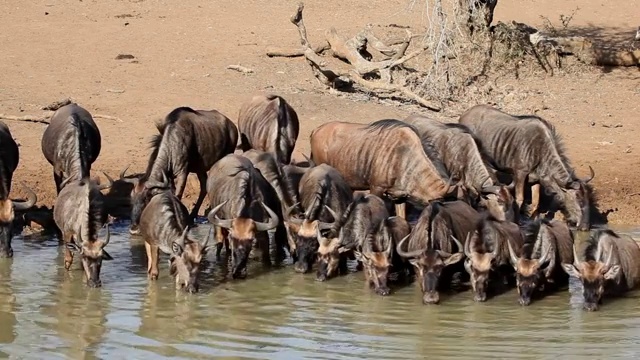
[{"x1": 2, "y1": 94, "x2": 639, "y2": 312}]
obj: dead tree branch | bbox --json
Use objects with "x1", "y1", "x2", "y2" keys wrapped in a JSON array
[
  {"x1": 0, "y1": 113, "x2": 123, "y2": 124},
  {"x1": 266, "y1": 42, "x2": 330, "y2": 57}
]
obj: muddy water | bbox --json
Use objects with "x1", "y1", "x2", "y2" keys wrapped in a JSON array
[{"x1": 1, "y1": 221, "x2": 640, "y2": 359}]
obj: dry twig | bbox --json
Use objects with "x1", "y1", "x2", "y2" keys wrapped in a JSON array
[{"x1": 226, "y1": 64, "x2": 255, "y2": 74}]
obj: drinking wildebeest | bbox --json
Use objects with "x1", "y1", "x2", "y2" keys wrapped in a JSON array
[
  {"x1": 138, "y1": 172, "x2": 211, "y2": 293},
  {"x1": 396, "y1": 200, "x2": 480, "y2": 304},
  {"x1": 124, "y1": 106, "x2": 238, "y2": 234},
  {"x1": 309, "y1": 120, "x2": 457, "y2": 219},
  {"x1": 354, "y1": 215, "x2": 411, "y2": 296},
  {"x1": 459, "y1": 104, "x2": 595, "y2": 230},
  {"x1": 206, "y1": 154, "x2": 284, "y2": 279},
  {"x1": 315, "y1": 193, "x2": 391, "y2": 289},
  {"x1": 464, "y1": 214, "x2": 525, "y2": 302},
  {"x1": 41, "y1": 103, "x2": 102, "y2": 193},
  {"x1": 403, "y1": 114, "x2": 517, "y2": 222},
  {"x1": 0, "y1": 121, "x2": 38, "y2": 257},
  {"x1": 53, "y1": 175, "x2": 114, "y2": 288},
  {"x1": 286, "y1": 163, "x2": 354, "y2": 273},
  {"x1": 237, "y1": 94, "x2": 300, "y2": 164},
  {"x1": 562, "y1": 229, "x2": 640, "y2": 311},
  {"x1": 507, "y1": 218, "x2": 574, "y2": 306}
]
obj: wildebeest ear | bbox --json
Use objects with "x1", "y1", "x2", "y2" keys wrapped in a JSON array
[
  {"x1": 568, "y1": 181, "x2": 581, "y2": 190},
  {"x1": 604, "y1": 265, "x2": 621, "y2": 280},
  {"x1": 102, "y1": 250, "x2": 114, "y2": 261},
  {"x1": 561, "y1": 263, "x2": 581, "y2": 278},
  {"x1": 444, "y1": 253, "x2": 464, "y2": 266},
  {"x1": 409, "y1": 259, "x2": 419, "y2": 267},
  {"x1": 66, "y1": 242, "x2": 82, "y2": 253},
  {"x1": 172, "y1": 242, "x2": 184, "y2": 256}
]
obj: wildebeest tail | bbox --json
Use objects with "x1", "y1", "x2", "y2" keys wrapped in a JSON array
[{"x1": 69, "y1": 114, "x2": 91, "y2": 180}]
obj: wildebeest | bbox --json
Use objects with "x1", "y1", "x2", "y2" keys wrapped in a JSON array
[
  {"x1": 41, "y1": 103, "x2": 102, "y2": 193},
  {"x1": 459, "y1": 104, "x2": 595, "y2": 230},
  {"x1": 0, "y1": 122, "x2": 38, "y2": 257},
  {"x1": 237, "y1": 94, "x2": 300, "y2": 164},
  {"x1": 507, "y1": 219, "x2": 574, "y2": 306},
  {"x1": 562, "y1": 229, "x2": 640, "y2": 311},
  {"x1": 138, "y1": 172, "x2": 211, "y2": 293},
  {"x1": 403, "y1": 114, "x2": 517, "y2": 222},
  {"x1": 309, "y1": 120, "x2": 457, "y2": 219},
  {"x1": 124, "y1": 106, "x2": 238, "y2": 233},
  {"x1": 286, "y1": 163, "x2": 354, "y2": 273},
  {"x1": 355, "y1": 215, "x2": 411, "y2": 296},
  {"x1": 463, "y1": 214, "x2": 525, "y2": 302},
  {"x1": 396, "y1": 200, "x2": 480, "y2": 304},
  {"x1": 53, "y1": 176, "x2": 114, "y2": 288},
  {"x1": 315, "y1": 194, "x2": 390, "y2": 288},
  {"x1": 242, "y1": 149, "x2": 300, "y2": 214},
  {"x1": 206, "y1": 154, "x2": 284, "y2": 279}
]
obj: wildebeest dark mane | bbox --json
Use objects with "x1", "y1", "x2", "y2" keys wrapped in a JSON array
[
  {"x1": 306, "y1": 179, "x2": 328, "y2": 221},
  {"x1": 142, "y1": 133, "x2": 164, "y2": 181},
  {"x1": 330, "y1": 192, "x2": 366, "y2": 238},
  {"x1": 519, "y1": 218, "x2": 551, "y2": 259},
  {"x1": 160, "y1": 192, "x2": 189, "y2": 238},
  {"x1": 80, "y1": 180, "x2": 105, "y2": 242},
  {"x1": 233, "y1": 167, "x2": 254, "y2": 218},
  {"x1": 0, "y1": 130, "x2": 12, "y2": 199},
  {"x1": 365, "y1": 119, "x2": 413, "y2": 134}
]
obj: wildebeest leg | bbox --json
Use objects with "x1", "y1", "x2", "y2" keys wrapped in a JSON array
[
  {"x1": 174, "y1": 172, "x2": 189, "y2": 200},
  {"x1": 63, "y1": 232, "x2": 74, "y2": 270},
  {"x1": 188, "y1": 172, "x2": 208, "y2": 220},
  {"x1": 529, "y1": 183, "x2": 540, "y2": 217},
  {"x1": 257, "y1": 232, "x2": 272, "y2": 267},
  {"x1": 514, "y1": 171, "x2": 527, "y2": 214},
  {"x1": 147, "y1": 243, "x2": 160, "y2": 280}
]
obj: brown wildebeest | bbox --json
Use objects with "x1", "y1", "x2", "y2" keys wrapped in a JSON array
[
  {"x1": 506, "y1": 218, "x2": 574, "y2": 306},
  {"x1": 463, "y1": 214, "x2": 525, "y2": 302},
  {"x1": 309, "y1": 119, "x2": 457, "y2": 219},
  {"x1": 562, "y1": 229, "x2": 640, "y2": 311},
  {"x1": 396, "y1": 200, "x2": 480, "y2": 304},
  {"x1": 459, "y1": 104, "x2": 595, "y2": 230},
  {"x1": 41, "y1": 103, "x2": 102, "y2": 193},
  {"x1": 286, "y1": 163, "x2": 354, "y2": 273},
  {"x1": 53, "y1": 176, "x2": 114, "y2": 288},
  {"x1": 403, "y1": 114, "x2": 517, "y2": 222},
  {"x1": 138, "y1": 172, "x2": 211, "y2": 293},
  {"x1": 237, "y1": 94, "x2": 300, "y2": 164},
  {"x1": 206, "y1": 154, "x2": 284, "y2": 279},
  {"x1": 123, "y1": 107, "x2": 238, "y2": 234},
  {"x1": 0, "y1": 122, "x2": 38, "y2": 257}
]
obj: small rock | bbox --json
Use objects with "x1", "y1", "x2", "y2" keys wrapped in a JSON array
[
  {"x1": 624, "y1": 147, "x2": 632, "y2": 154},
  {"x1": 589, "y1": 121, "x2": 596, "y2": 127},
  {"x1": 45, "y1": 12, "x2": 49, "y2": 15},
  {"x1": 115, "y1": 54, "x2": 135, "y2": 60}
]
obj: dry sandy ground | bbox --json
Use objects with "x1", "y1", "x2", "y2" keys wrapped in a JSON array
[{"x1": 0, "y1": 0, "x2": 638, "y2": 223}]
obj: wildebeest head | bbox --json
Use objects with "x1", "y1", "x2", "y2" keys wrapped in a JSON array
[
  {"x1": 0, "y1": 182, "x2": 37, "y2": 258},
  {"x1": 478, "y1": 184, "x2": 517, "y2": 222},
  {"x1": 66, "y1": 224, "x2": 113, "y2": 288},
  {"x1": 208, "y1": 200, "x2": 279, "y2": 279},
  {"x1": 507, "y1": 231, "x2": 552, "y2": 306},
  {"x1": 169, "y1": 226, "x2": 212, "y2": 293},
  {"x1": 463, "y1": 230, "x2": 499, "y2": 302},
  {"x1": 121, "y1": 168, "x2": 173, "y2": 235},
  {"x1": 285, "y1": 204, "x2": 335, "y2": 274},
  {"x1": 554, "y1": 166, "x2": 595, "y2": 231},
  {"x1": 561, "y1": 241, "x2": 619, "y2": 312},
  {"x1": 354, "y1": 221, "x2": 394, "y2": 296},
  {"x1": 315, "y1": 226, "x2": 348, "y2": 282},
  {"x1": 397, "y1": 234, "x2": 465, "y2": 304}
]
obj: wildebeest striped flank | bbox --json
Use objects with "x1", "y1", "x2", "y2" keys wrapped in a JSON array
[
  {"x1": 238, "y1": 94, "x2": 300, "y2": 164},
  {"x1": 459, "y1": 104, "x2": 595, "y2": 230}
]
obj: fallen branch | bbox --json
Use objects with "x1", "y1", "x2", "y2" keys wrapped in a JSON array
[
  {"x1": 0, "y1": 113, "x2": 123, "y2": 124},
  {"x1": 226, "y1": 64, "x2": 254, "y2": 74},
  {"x1": 266, "y1": 42, "x2": 330, "y2": 57},
  {"x1": 41, "y1": 98, "x2": 73, "y2": 111}
]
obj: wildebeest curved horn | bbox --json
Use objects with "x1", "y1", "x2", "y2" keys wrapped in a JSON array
[
  {"x1": 395, "y1": 234, "x2": 425, "y2": 259},
  {"x1": 202, "y1": 227, "x2": 212, "y2": 247},
  {"x1": 302, "y1": 153, "x2": 315, "y2": 167},
  {"x1": 96, "y1": 171, "x2": 115, "y2": 190},
  {"x1": 505, "y1": 180, "x2": 516, "y2": 191},
  {"x1": 537, "y1": 241, "x2": 552, "y2": 266},
  {"x1": 285, "y1": 202, "x2": 303, "y2": 225},
  {"x1": 119, "y1": 164, "x2": 140, "y2": 185},
  {"x1": 601, "y1": 242, "x2": 615, "y2": 270},
  {"x1": 102, "y1": 223, "x2": 111, "y2": 248},
  {"x1": 207, "y1": 200, "x2": 233, "y2": 229},
  {"x1": 177, "y1": 226, "x2": 189, "y2": 246},
  {"x1": 255, "y1": 201, "x2": 280, "y2": 232},
  {"x1": 572, "y1": 244, "x2": 582, "y2": 270},
  {"x1": 324, "y1": 205, "x2": 338, "y2": 222},
  {"x1": 490, "y1": 239, "x2": 501, "y2": 259},
  {"x1": 450, "y1": 235, "x2": 464, "y2": 254},
  {"x1": 119, "y1": 164, "x2": 131, "y2": 179},
  {"x1": 583, "y1": 165, "x2": 595, "y2": 183},
  {"x1": 305, "y1": 196, "x2": 318, "y2": 220},
  {"x1": 463, "y1": 232, "x2": 473, "y2": 258},
  {"x1": 507, "y1": 239, "x2": 519, "y2": 266},
  {"x1": 12, "y1": 181, "x2": 37, "y2": 211},
  {"x1": 481, "y1": 185, "x2": 501, "y2": 195}
]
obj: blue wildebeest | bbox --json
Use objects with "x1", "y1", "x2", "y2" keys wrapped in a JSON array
[
  {"x1": 285, "y1": 163, "x2": 354, "y2": 273},
  {"x1": 506, "y1": 218, "x2": 574, "y2": 306},
  {"x1": 54, "y1": 175, "x2": 114, "y2": 288},
  {"x1": 0, "y1": 122, "x2": 37, "y2": 257},
  {"x1": 309, "y1": 120, "x2": 458, "y2": 219},
  {"x1": 238, "y1": 94, "x2": 300, "y2": 164},
  {"x1": 562, "y1": 229, "x2": 640, "y2": 311},
  {"x1": 41, "y1": 103, "x2": 102, "y2": 193},
  {"x1": 396, "y1": 200, "x2": 481, "y2": 304},
  {"x1": 206, "y1": 154, "x2": 284, "y2": 279},
  {"x1": 463, "y1": 214, "x2": 525, "y2": 302},
  {"x1": 138, "y1": 172, "x2": 212, "y2": 293},
  {"x1": 459, "y1": 104, "x2": 595, "y2": 230},
  {"x1": 124, "y1": 106, "x2": 238, "y2": 234},
  {"x1": 403, "y1": 114, "x2": 517, "y2": 222}
]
